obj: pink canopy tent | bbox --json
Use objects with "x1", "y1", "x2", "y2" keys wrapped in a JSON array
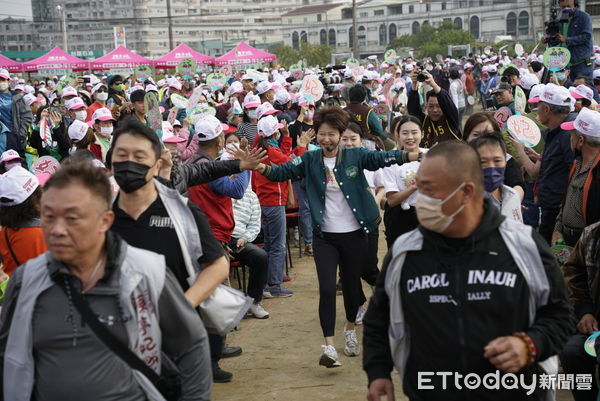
[
  {"x1": 154, "y1": 43, "x2": 213, "y2": 68},
  {"x1": 23, "y1": 47, "x2": 89, "y2": 72},
  {"x1": 214, "y1": 41, "x2": 276, "y2": 66},
  {"x1": 90, "y1": 46, "x2": 154, "y2": 70},
  {"x1": 0, "y1": 54, "x2": 23, "y2": 73}
]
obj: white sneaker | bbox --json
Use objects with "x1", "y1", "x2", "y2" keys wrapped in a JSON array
[
  {"x1": 355, "y1": 304, "x2": 367, "y2": 325},
  {"x1": 262, "y1": 289, "x2": 273, "y2": 299},
  {"x1": 319, "y1": 345, "x2": 342, "y2": 368},
  {"x1": 344, "y1": 330, "x2": 360, "y2": 357},
  {"x1": 249, "y1": 303, "x2": 269, "y2": 319}
]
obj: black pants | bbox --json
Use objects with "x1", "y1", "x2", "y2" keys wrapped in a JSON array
[
  {"x1": 562, "y1": 225, "x2": 584, "y2": 248},
  {"x1": 208, "y1": 333, "x2": 223, "y2": 372},
  {"x1": 539, "y1": 207, "x2": 559, "y2": 245},
  {"x1": 230, "y1": 238, "x2": 268, "y2": 303},
  {"x1": 560, "y1": 333, "x2": 598, "y2": 401},
  {"x1": 358, "y1": 230, "x2": 380, "y2": 305},
  {"x1": 384, "y1": 205, "x2": 419, "y2": 250},
  {"x1": 313, "y1": 229, "x2": 368, "y2": 337}
]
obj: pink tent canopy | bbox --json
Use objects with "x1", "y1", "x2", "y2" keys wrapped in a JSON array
[
  {"x1": 154, "y1": 43, "x2": 213, "y2": 68},
  {"x1": 90, "y1": 46, "x2": 154, "y2": 70},
  {"x1": 214, "y1": 42, "x2": 276, "y2": 66},
  {"x1": 0, "y1": 54, "x2": 23, "y2": 73},
  {"x1": 23, "y1": 47, "x2": 89, "y2": 72}
]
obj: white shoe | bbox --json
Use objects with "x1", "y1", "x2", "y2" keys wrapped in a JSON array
[
  {"x1": 344, "y1": 330, "x2": 360, "y2": 357},
  {"x1": 355, "y1": 304, "x2": 367, "y2": 325},
  {"x1": 249, "y1": 303, "x2": 269, "y2": 319},
  {"x1": 319, "y1": 345, "x2": 342, "y2": 368},
  {"x1": 262, "y1": 289, "x2": 273, "y2": 299}
]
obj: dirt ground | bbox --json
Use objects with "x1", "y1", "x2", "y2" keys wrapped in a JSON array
[{"x1": 214, "y1": 230, "x2": 575, "y2": 401}]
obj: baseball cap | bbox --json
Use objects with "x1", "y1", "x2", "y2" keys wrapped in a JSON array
[
  {"x1": 275, "y1": 89, "x2": 291, "y2": 105},
  {"x1": 256, "y1": 81, "x2": 274, "y2": 95},
  {"x1": 172, "y1": 119, "x2": 182, "y2": 127},
  {"x1": 65, "y1": 97, "x2": 86, "y2": 110},
  {"x1": 0, "y1": 69, "x2": 10, "y2": 80},
  {"x1": 195, "y1": 115, "x2": 228, "y2": 141},
  {"x1": 569, "y1": 85, "x2": 594, "y2": 102},
  {"x1": 488, "y1": 65, "x2": 498, "y2": 73},
  {"x1": 519, "y1": 73, "x2": 539, "y2": 90},
  {"x1": 61, "y1": 86, "x2": 78, "y2": 98},
  {"x1": 0, "y1": 166, "x2": 39, "y2": 206},
  {"x1": 14, "y1": 85, "x2": 24, "y2": 92},
  {"x1": 492, "y1": 83, "x2": 512, "y2": 94},
  {"x1": 226, "y1": 81, "x2": 244, "y2": 96},
  {"x1": 68, "y1": 119, "x2": 89, "y2": 141},
  {"x1": 256, "y1": 102, "x2": 281, "y2": 119},
  {"x1": 561, "y1": 107, "x2": 600, "y2": 137},
  {"x1": 343, "y1": 69, "x2": 354, "y2": 79},
  {"x1": 23, "y1": 93, "x2": 44, "y2": 108},
  {"x1": 92, "y1": 107, "x2": 115, "y2": 122},
  {"x1": 91, "y1": 83, "x2": 107, "y2": 94},
  {"x1": 145, "y1": 84, "x2": 158, "y2": 93},
  {"x1": 167, "y1": 77, "x2": 182, "y2": 91},
  {"x1": 528, "y1": 84, "x2": 546, "y2": 103},
  {"x1": 241, "y1": 74, "x2": 253, "y2": 81},
  {"x1": 538, "y1": 83, "x2": 572, "y2": 107},
  {"x1": 243, "y1": 93, "x2": 261, "y2": 109},
  {"x1": 0, "y1": 149, "x2": 23, "y2": 163},
  {"x1": 257, "y1": 115, "x2": 284, "y2": 138}
]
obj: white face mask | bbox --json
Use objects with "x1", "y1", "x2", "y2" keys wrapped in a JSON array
[
  {"x1": 415, "y1": 183, "x2": 465, "y2": 233},
  {"x1": 99, "y1": 126, "x2": 113, "y2": 137},
  {"x1": 0, "y1": 82, "x2": 9, "y2": 91},
  {"x1": 75, "y1": 111, "x2": 87, "y2": 121},
  {"x1": 96, "y1": 92, "x2": 108, "y2": 101},
  {"x1": 247, "y1": 110, "x2": 258, "y2": 120}
]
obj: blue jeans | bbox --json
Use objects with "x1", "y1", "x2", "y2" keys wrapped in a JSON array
[
  {"x1": 293, "y1": 180, "x2": 313, "y2": 244},
  {"x1": 261, "y1": 205, "x2": 286, "y2": 286}
]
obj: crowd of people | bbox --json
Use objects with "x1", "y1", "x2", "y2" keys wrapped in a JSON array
[{"x1": 0, "y1": 1, "x2": 599, "y2": 399}]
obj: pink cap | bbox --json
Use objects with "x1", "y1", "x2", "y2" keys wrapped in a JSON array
[{"x1": 92, "y1": 107, "x2": 115, "y2": 122}]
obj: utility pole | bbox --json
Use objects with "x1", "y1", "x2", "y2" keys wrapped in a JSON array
[
  {"x1": 166, "y1": 0, "x2": 174, "y2": 50},
  {"x1": 56, "y1": 5, "x2": 67, "y2": 51},
  {"x1": 352, "y1": 0, "x2": 358, "y2": 58}
]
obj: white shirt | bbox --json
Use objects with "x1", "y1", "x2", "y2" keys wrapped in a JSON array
[
  {"x1": 321, "y1": 157, "x2": 361, "y2": 233},
  {"x1": 449, "y1": 79, "x2": 465, "y2": 109},
  {"x1": 381, "y1": 148, "x2": 427, "y2": 210},
  {"x1": 363, "y1": 169, "x2": 384, "y2": 196}
]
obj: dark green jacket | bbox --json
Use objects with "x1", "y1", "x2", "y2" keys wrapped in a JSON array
[{"x1": 262, "y1": 147, "x2": 411, "y2": 235}]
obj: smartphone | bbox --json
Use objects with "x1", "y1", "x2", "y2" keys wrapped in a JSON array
[
  {"x1": 83, "y1": 77, "x2": 91, "y2": 84},
  {"x1": 48, "y1": 105, "x2": 67, "y2": 114}
]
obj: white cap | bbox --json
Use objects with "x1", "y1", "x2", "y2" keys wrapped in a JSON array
[
  {"x1": 343, "y1": 69, "x2": 354, "y2": 79},
  {"x1": 0, "y1": 149, "x2": 22, "y2": 163},
  {"x1": 528, "y1": 84, "x2": 546, "y2": 103},
  {"x1": 256, "y1": 81, "x2": 274, "y2": 95},
  {"x1": 14, "y1": 85, "x2": 24, "y2": 92},
  {"x1": 275, "y1": 89, "x2": 291, "y2": 105},
  {"x1": 23, "y1": 93, "x2": 44, "y2": 108},
  {"x1": 561, "y1": 107, "x2": 600, "y2": 138},
  {"x1": 145, "y1": 84, "x2": 158, "y2": 93},
  {"x1": 91, "y1": 83, "x2": 107, "y2": 94},
  {"x1": 569, "y1": 85, "x2": 594, "y2": 102},
  {"x1": 488, "y1": 65, "x2": 497, "y2": 73},
  {"x1": 92, "y1": 107, "x2": 115, "y2": 122},
  {"x1": 157, "y1": 79, "x2": 166, "y2": 87},
  {"x1": 226, "y1": 81, "x2": 244, "y2": 96},
  {"x1": 65, "y1": 97, "x2": 86, "y2": 110},
  {"x1": 172, "y1": 119, "x2": 182, "y2": 127},
  {"x1": 0, "y1": 166, "x2": 39, "y2": 206},
  {"x1": 194, "y1": 115, "x2": 227, "y2": 141},
  {"x1": 243, "y1": 93, "x2": 261, "y2": 109},
  {"x1": 257, "y1": 115, "x2": 284, "y2": 137},
  {"x1": 594, "y1": 70, "x2": 600, "y2": 80},
  {"x1": 68, "y1": 119, "x2": 89, "y2": 141},
  {"x1": 61, "y1": 86, "x2": 78, "y2": 98},
  {"x1": 0, "y1": 68, "x2": 9, "y2": 80},
  {"x1": 167, "y1": 77, "x2": 182, "y2": 91},
  {"x1": 519, "y1": 73, "x2": 539, "y2": 90},
  {"x1": 538, "y1": 83, "x2": 572, "y2": 107},
  {"x1": 23, "y1": 85, "x2": 34, "y2": 94},
  {"x1": 256, "y1": 102, "x2": 281, "y2": 119},
  {"x1": 404, "y1": 64, "x2": 414, "y2": 72}
]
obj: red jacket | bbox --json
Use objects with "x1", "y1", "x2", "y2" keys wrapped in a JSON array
[
  {"x1": 252, "y1": 136, "x2": 306, "y2": 206},
  {"x1": 189, "y1": 182, "x2": 234, "y2": 243}
]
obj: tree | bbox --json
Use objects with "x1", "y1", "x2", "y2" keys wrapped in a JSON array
[
  {"x1": 272, "y1": 45, "x2": 299, "y2": 69},
  {"x1": 388, "y1": 22, "x2": 476, "y2": 58},
  {"x1": 299, "y1": 43, "x2": 332, "y2": 68}
]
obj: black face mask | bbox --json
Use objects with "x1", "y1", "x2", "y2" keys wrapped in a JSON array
[{"x1": 113, "y1": 161, "x2": 151, "y2": 193}]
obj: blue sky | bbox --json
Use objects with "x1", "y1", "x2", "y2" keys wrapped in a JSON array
[{"x1": 0, "y1": 0, "x2": 32, "y2": 19}]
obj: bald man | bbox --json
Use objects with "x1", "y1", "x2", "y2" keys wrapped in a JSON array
[{"x1": 363, "y1": 141, "x2": 574, "y2": 401}]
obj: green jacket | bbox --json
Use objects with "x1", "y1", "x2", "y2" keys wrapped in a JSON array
[{"x1": 262, "y1": 147, "x2": 411, "y2": 235}]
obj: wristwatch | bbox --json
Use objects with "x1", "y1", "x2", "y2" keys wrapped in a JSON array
[{"x1": 417, "y1": 151, "x2": 424, "y2": 162}]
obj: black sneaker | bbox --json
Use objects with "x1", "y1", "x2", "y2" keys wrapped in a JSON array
[
  {"x1": 213, "y1": 367, "x2": 233, "y2": 383},
  {"x1": 336, "y1": 280, "x2": 343, "y2": 295},
  {"x1": 222, "y1": 345, "x2": 242, "y2": 358}
]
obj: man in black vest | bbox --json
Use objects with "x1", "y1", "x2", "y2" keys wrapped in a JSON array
[{"x1": 345, "y1": 85, "x2": 394, "y2": 150}]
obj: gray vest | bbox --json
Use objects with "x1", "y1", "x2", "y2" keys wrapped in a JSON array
[
  {"x1": 384, "y1": 219, "x2": 557, "y2": 400},
  {"x1": 3, "y1": 244, "x2": 168, "y2": 401}
]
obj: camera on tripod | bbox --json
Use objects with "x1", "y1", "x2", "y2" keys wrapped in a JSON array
[{"x1": 543, "y1": 0, "x2": 572, "y2": 46}]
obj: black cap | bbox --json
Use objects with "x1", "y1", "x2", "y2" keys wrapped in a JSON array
[{"x1": 492, "y1": 83, "x2": 513, "y2": 94}]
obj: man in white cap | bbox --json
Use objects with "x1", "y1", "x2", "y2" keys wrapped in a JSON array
[
  {"x1": 0, "y1": 68, "x2": 31, "y2": 155},
  {"x1": 0, "y1": 149, "x2": 24, "y2": 171},
  {"x1": 511, "y1": 83, "x2": 576, "y2": 243},
  {"x1": 569, "y1": 84, "x2": 595, "y2": 112},
  {"x1": 256, "y1": 81, "x2": 275, "y2": 105},
  {"x1": 186, "y1": 115, "x2": 250, "y2": 383},
  {"x1": 552, "y1": 107, "x2": 600, "y2": 246},
  {"x1": 65, "y1": 97, "x2": 88, "y2": 122},
  {"x1": 22, "y1": 93, "x2": 45, "y2": 116}
]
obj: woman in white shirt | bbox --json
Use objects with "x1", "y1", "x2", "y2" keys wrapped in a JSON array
[
  {"x1": 381, "y1": 115, "x2": 427, "y2": 248},
  {"x1": 470, "y1": 132, "x2": 523, "y2": 223},
  {"x1": 449, "y1": 68, "x2": 466, "y2": 123}
]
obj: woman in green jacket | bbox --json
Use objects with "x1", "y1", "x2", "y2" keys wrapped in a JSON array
[{"x1": 256, "y1": 106, "x2": 420, "y2": 368}]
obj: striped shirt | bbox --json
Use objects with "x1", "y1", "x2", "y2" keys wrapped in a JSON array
[
  {"x1": 232, "y1": 187, "x2": 262, "y2": 242},
  {"x1": 236, "y1": 122, "x2": 258, "y2": 147}
]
